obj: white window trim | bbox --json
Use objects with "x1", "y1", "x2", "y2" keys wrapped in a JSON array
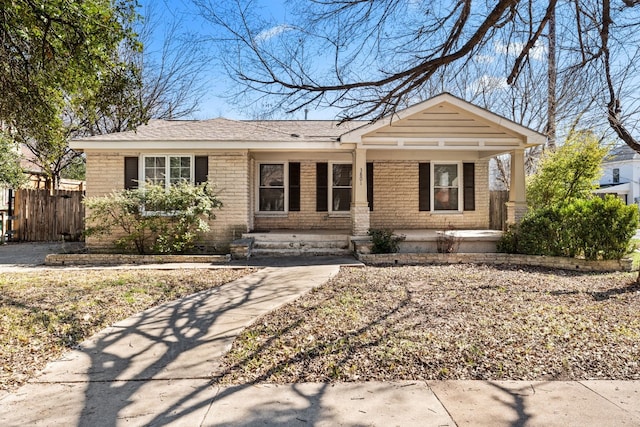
[
  {"x1": 137, "y1": 154, "x2": 195, "y2": 216},
  {"x1": 140, "y1": 154, "x2": 195, "y2": 189},
  {"x1": 431, "y1": 161, "x2": 463, "y2": 213},
  {"x1": 255, "y1": 161, "x2": 289, "y2": 215},
  {"x1": 329, "y1": 162, "x2": 352, "y2": 215}
]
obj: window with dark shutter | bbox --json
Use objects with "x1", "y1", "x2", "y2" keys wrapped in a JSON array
[
  {"x1": 367, "y1": 162, "x2": 374, "y2": 211},
  {"x1": 289, "y1": 162, "x2": 301, "y2": 211},
  {"x1": 418, "y1": 163, "x2": 430, "y2": 211},
  {"x1": 463, "y1": 163, "x2": 475, "y2": 211},
  {"x1": 316, "y1": 162, "x2": 328, "y2": 212},
  {"x1": 195, "y1": 156, "x2": 208, "y2": 185},
  {"x1": 124, "y1": 157, "x2": 139, "y2": 189}
]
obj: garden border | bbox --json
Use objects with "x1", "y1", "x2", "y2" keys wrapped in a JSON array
[
  {"x1": 357, "y1": 252, "x2": 633, "y2": 272},
  {"x1": 45, "y1": 253, "x2": 230, "y2": 266}
]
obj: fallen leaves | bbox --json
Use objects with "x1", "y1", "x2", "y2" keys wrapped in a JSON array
[
  {"x1": 0, "y1": 268, "x2": 255, "y2": 392},
  {"x1": 217, "y1": 265, "x2": 640, "y2": 384}
]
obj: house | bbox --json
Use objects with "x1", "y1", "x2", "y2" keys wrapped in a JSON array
[
  {"x1": 70, "y1": 93, "x2": 545, "y2": 254},
  {"x1": 596, "y1": 144, "x2": 639, "y2": 205}
]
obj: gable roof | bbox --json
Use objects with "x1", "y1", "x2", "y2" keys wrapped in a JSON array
[
  {"x1": 70, "y1": 93, "x2": 545, "y2": 154},
  {"x1": 340, "y1": 93, "x2": 546, "y2": 147}
]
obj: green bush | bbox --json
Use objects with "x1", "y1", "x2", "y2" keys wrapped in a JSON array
[
  {"x1": 498, "y1": 196, "x2": 638, "y2": 260},
  {"x1": 561, "y1": 196, "x2": 638, "y2": 260},
  {"x1": 84, "y1": 182, "x2": 222, "y2": 254},
  {"x1": 497, "y1": 208, "x2": 565, "y2": 257},
  {"x1": 368, "y1": 228, "x2": 406, "y2": 254}
]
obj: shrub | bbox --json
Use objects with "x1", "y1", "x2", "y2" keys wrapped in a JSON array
[
  {"x1": 436, "y1": 223, "x2": 461, "y2": 254},
  {"x1": 527, "y1": 130, "x2": 608, "y2": 209},
  {"x1": 84, "y1": 182, "x2": 222, "y2": 254},
  {"x1": 498, "y1": 208, "x2": 565, "y2": 257},
  {"x1": 368, "y1": 228, "x2": 405, "y2": 254},
  {"x1": 498, "y1": 195, "x2": 638, "y2": 260},
  {"x1": 561, "y1": 196, "x2": 638, "y2": 260}
]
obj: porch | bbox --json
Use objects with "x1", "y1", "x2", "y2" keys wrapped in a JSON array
[{"x1": 231, "y1": 229, "x2": 504, "y2": 259}]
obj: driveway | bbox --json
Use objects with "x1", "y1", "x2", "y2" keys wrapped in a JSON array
[{"x1": 0, "y1": 242, "x2": 84, "y2": 266}]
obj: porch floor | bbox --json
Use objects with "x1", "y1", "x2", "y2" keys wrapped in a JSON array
[{"x1": 241, "y1": 229, "x2": 504, "y2": 256}]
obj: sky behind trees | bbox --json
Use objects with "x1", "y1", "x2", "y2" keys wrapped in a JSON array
[{"x1": 140, "y1": 0, "x2": 640, "y2": 152}]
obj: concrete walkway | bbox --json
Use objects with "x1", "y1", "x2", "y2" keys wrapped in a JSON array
[{"x1": 0, "y1": 256, "x2": 639, "y2": 426}]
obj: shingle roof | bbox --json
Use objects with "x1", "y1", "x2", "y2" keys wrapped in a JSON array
[
  {"x1": 606, "y1": 144, "x2": 639, "y2": 162},
  {"x1": 74, "y1": 118, "x2": 367, "y2": 143}
]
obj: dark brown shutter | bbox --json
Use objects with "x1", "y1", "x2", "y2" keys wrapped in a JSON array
[
  {"x1": 418, "y1": 163, "x2": 430, "y2": 211},
  {"x1": 289, "y1": 162, "x2": 300, "y2": 211},
  {"x1": 195, "y1": 156, "x2": 209, "y2": 185},
  {"x1": 463, "y1": 162, "x2": 475, "y2": 211},
  {"x1": 367, "y1": 162, "x2": 374, "y2": 211},
  {"x1": 316, "y1": 162, "x2": 328, "y2": 212},
  {"x1": 124, "y1": 157, "x2": 139, "y2": 189}
]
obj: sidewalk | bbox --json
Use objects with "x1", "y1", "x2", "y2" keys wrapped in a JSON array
[{"x1": 0, "y1": 261, "x2": 639, "y2": 426}]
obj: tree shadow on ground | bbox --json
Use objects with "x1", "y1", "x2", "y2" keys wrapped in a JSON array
[{"x1": 72, "y1": 266, "x2": 338, "y2": 426}]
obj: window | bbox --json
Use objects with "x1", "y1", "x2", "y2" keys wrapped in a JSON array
[
  {"x1": 255, "y1": 162, "x2": 300, "y2": 213},
  {"x1": 259, "y1": 163, "x2": 285, "y2": 211},
  {"x1": 613, "y1": 168, "x2": 620, "y2": 184},
  {"x1": 433, "y1": 164, "x2": 460, "y2": 211},
  {"x1": 419, "y1": 162, "x2": 474, "y2": 212},
  {"x1": 316, "y1": 162, "x2": 370, "y2": 212},
  {"x1": 331, "y1": 163, "x2": 352, "y2": 212},
  {"x1": 125, "y1": 155, "x2": 207, "y2": 191},
  {"x1": 143, "y1": 155, "x2": 192, "y2": 188}
]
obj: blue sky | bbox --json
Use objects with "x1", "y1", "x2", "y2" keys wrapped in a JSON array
[{"x1": 137, "y1": 0, "x2": 312, "y2": 120}]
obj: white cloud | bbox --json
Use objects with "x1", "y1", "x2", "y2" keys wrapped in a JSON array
[
  {"x1": 474, "y1": 54, "x2": 495, "y2": 64},
  {"x1": 494, "y1": 40, "x2": 547, "y2": 61},
  {"x1": 471, "y1": 74, "x2": 509, "y2": 94},
  {"x1": 255, "y1": 24, "x2": 295, "y2": 43}
]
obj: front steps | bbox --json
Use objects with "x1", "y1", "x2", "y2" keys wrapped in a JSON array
[{"x1": 235, "y1": 230, "x2": 352, "y2": 258}]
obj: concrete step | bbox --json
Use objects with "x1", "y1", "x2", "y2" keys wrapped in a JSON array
[
  {"x1": 243, "y1": 232, "x2": 349, "y2": 241},
  {"x1": 252, "y1": 240, "x2": 349, "y2": 250},
  {"x1": 250, "y1": 247, "x2": 353, "y2": 257}
]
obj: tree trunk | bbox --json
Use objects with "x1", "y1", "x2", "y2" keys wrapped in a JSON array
[{"x1": 546, "y1": 4, "x2": 557, "y2": 151}]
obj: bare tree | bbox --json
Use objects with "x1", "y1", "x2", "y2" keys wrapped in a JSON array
[
  {"x1": 33, "y1": 5, "x2": 212, "y2": 187},
  {"x1": 196, "y1": 0, "x2": 640, "y2": 155},
  {"x1": 67, "y1": 4, "x2": 210, "y2": 139}
]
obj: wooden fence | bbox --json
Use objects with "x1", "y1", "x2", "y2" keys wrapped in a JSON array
[
  {"x1": 489, "y1": 190, "x2": 509, "y2": 230},
  {"x1": 12, "y1": 189, "x2": 85, "y2": 242}
]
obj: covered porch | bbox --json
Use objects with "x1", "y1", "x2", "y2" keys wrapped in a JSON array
[{"x1": 250, "y1": 94, "x2": 543, "y2": 241}]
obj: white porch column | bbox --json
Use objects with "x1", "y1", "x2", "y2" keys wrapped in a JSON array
[
  {"x1": 506, "y1": 149, "x2": 528, "y2": 224},
  {"x1": 351, "y1": 148, "x2": 370, "y2": 236}
]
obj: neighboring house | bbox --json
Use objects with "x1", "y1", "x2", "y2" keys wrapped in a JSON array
[
  {"x1": 596, "y1": 144, "x2": 640, "y2": 205},
  {"x1": 70, "y1": 93, "x2": 545, "y2": 253}
]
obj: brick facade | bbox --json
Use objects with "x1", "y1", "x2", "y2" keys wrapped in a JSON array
[
  {"x1": 84, "y1": 153, "x2": 492, "y2": 253},
  {"x1": 84, "y1": 151, "x2": 251, "y2": 253},
  {"x1": 253, "y1": 161, "x2": 351, "y2": 231},
  {"x1": 369, "y1": 160, "x2": 490, "y2": 229}
]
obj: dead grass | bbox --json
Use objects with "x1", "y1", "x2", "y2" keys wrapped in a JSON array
[
  {"x1": 0, "y1": 268, "x2": 255, "y2": 391},
  {"x1": 217, "y1": 265, "x2": 640, "y2": 384}
]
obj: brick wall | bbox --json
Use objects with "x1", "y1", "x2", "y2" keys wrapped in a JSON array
[
  {"x1": 202, "y1": 152, "x2": 251, "y2": 250},
  {"x1": 84, "y1": 153, "x2": 493, "y2": 252},
  {"x1": 254, "y1": 159, "x2": 491, "y2": 232},
  {"x1": 85, "y1": 152, "x2": 130, "y2": 250},
  {"x1": 370, "y1": 160, "x2": 490, "y2": 229},
  {"x1": 86, "y1": 152, "x2": 126, "y2": 197},
  {"x1": 358, "y1": 252, "x2": 633, "y2": 272},
  {"x1": 84, "y1": 151, "x2": 251, "y2": 253},
  {"x1": 254, "y1": 161, "x2": 351, "y2": 231}
]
